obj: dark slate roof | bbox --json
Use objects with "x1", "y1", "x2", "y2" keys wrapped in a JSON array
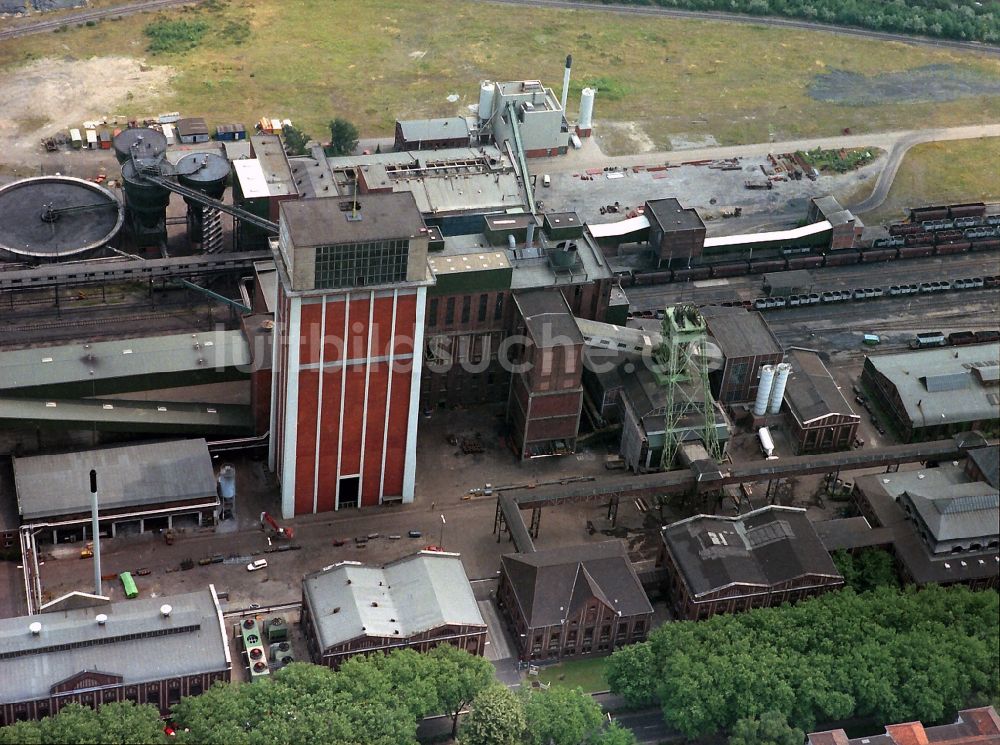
[
  {"x1": 500, "y1": 542, "x2": 652, "y2": 629},
  {"x1": 902, "y1": 485, "x2": 999, "y2": 542},
  {"x1": 14, "y1": 439, "x2": 217, "y2": 521},
  {"x1": 280, "y1": 193, "x2": 426, "y2": 247},
  {"x1": 785, "y1": 348, "x2": 858, "y2": 424},
  {"x1": 645, "y1": 198, "x2": 704, "y2": 232},
  {"x1": 701, "y1": 306, "x2": 783, "y2": 360},
  {"x1": 969, "y1": 445, "x2": 999, "y2": 489},
  {"x1": 175, "y1": 117, "x2": 209, "y2": 138},
  {"x1": 814, "y1": 516, "x2": 895, "y2": 552},
  {"x1": 514, "y1": 289, "x2": 583, "y2": 347},
  {"x1": 661, "y1": 505, "x2": 842, "y2": 598}
]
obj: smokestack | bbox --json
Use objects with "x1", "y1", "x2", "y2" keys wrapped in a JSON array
[
  {"x1": 560, "y1": 54, "x2": 572, "y2": 113},
  {"x1": 90, "y1": 469, "x2": 101, "y2": 597}
]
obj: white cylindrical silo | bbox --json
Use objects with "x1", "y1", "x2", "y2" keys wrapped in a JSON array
[
  {"x1": 579, "y1": 87, "x2": 595, "y2": 130},
  {"x1": 768, "y1": 363, "x2": 792, "y2": 414},
  {"x1": 478, "y1": 81, "x2": 495, "y2": 123},
  {"x1": 753, "y1": 364, "x2": 775, "y2": 417}
]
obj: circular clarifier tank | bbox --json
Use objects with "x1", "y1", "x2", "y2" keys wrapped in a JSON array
[
  {"x1": 176, "y1": 152, "x2": 230, "y2": 200},
  {"x1": 0, "y1": 176, "x2": 124, "y2": 262}
]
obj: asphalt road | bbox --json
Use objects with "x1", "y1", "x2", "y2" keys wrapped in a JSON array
[{"x1": 473, "y1": 0, "x2": 1000, "y2": 56}]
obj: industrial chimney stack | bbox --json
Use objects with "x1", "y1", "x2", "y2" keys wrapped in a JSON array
[{"x1": 560, "y1": 54, "x2": 572, "y2": 113}]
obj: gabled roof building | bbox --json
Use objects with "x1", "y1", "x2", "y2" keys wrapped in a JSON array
[
  {"x1": 659, "y1": 505, "x2": 843, "y2": 620},
  {"x1": 498, "y1": 542, "x2": 653, "y2": 661},
  {"x1": 808, "y1": 706, "x2": 1000, "y2": 745},
  {"x1": 301, "y1": 551, "x2": 486, "y2": 668}
]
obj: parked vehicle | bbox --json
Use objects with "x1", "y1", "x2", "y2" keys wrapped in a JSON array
[{"x1": 247, "y1": 559, "x2": 268, "y2": 572}]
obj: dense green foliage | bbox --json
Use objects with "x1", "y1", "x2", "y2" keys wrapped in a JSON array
[
  {"x1": 282, "y1": 124, "x2": 312, "y2": 156},
  {"x1": 461, "y1": 685, "x2": 637, "y2": 745},
  {"x1": 326, "y1": 118, "x2": 359, "y2": 157},
  {"x1": 728, "y1": 710, "x2": 805, "y2": 745},
  {"x1": 832, "y1": 549, "x2": 899, "y2": 592},
  {"x1": 143, "y1": 19, "x2": 210, "y2": 54},
  {"x1": 607, "y1": 585, "x2": 1000, "y2": 738},
  {"x1": 799, "y1": 147, "x2": 877, "y2": 173},
  {"x1": 0, "y1": 702, "x2": 168, "y2": 745},
  {"x1": 589, "y1": 0, "x2": 999, "y2": 43}
]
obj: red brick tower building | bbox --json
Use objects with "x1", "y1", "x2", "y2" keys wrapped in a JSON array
[{"x1": 269, "y1": 193, "x2": 431, "y2": 517}]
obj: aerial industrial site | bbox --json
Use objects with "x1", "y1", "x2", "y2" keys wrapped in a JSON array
[{"x1": 0, "y1": 1, "x2": 997, "y2": 743}]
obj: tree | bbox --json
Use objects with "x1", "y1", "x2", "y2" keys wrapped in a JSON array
[
  {"x1": 593, "y1": 722, "x2": 639, "y2": 745},
  {"x1": 426, "y1": 644, "x2": 495, "y2": 738},
  {"x1": 520, "y1": 686, "x2": 605, "y2": 745},
  {"x1": 729, "y1": 710, "x2": 804, "y2": 745},
  {"x1": 326, "y1": 118, "x2": 359, "y2": 156},
  {"x1": 832, "y1": 550, "x2": 898, "y2": 593},
  {"x1": 459, "y1": 684, "x2": 526, "y2": 745},
  {"x1": 605, "y1": 640, "x2": 659, "y2": 708},
  {"x1": 0, "y1": 703, "x2": 167, "y2": 745},
  {"x1": 281, "y1": 124, "x2": 311, "y2": 156}
]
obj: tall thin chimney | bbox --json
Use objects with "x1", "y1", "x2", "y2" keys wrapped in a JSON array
[
  {"x1": 560, "y1": 54, "x2": 572, "y2": 113},
  {"x1": 90, "y1": 469, "x2": 101, "y2": 596}
]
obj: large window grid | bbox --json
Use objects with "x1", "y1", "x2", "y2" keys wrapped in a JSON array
[{"x1": 314, "y1": 239, "x2": 409, "y2": 289}]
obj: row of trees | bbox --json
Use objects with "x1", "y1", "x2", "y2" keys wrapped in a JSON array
[
  {"x1": 0, "y1": 645, "x2": 635, "y2": 745},
  {"x1": 605, "y1": 584, "x2": 1000, "y2": 739},
  {"x1": 281, "y1": 119, "x2": 359, "y2": 157},
  {"x1": 591, "y1": 0, "x2": 999, "y2": 43}
]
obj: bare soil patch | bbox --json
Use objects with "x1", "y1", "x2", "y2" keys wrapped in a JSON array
[{"x1": 0, "y1": 55, "x2": 173, "y2": 170}]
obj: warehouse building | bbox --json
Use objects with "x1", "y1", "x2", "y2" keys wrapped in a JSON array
[
  {"x1": 12, "y1": 439, "x2": 219, "y2": 543},
  {"x1": 269, "y1": 192, "x2": 432, "y2": 516},
  {"x1": 852, "y1": 451, "x2": 999, "y2": 589},
  {"x1": 645, "y1": 198, "x2": 706, "y2": 268},
  {"x1": 783, "y1": 348, "x2": 860, "y2": 452},
  {"x1": 861, "y1": 343, "x2": 1000, "y2": 441},
  {"x1": 394, "y1": 117, "x2": 471, "y2": 151},
  {"x1": 481, "y1": 79, "x2": 568, "y2": 158},
  {"x1": 497, "y1": 542, "x2": 652, "y2": 661},
  {"x1": 659, "y1": 506, "x2": 843, "y2": 620},
  {"x1": 700, "y1": 306, "x2": 784, "y2": 405},
  {"x1": 0, "y1": 586, "x2": 230, "y2": 725},
  {"x1": 301, "y1": 551, "x2": 486, "y2": 669}
]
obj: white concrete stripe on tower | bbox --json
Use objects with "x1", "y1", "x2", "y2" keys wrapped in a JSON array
[
  {"x1": 402, "y1": 287, "x2": 427, "y2": 502},
  {"x1": 280, "y1": 295, "x2": 302, "y2": 520},
  {"x1": 312, "y1": 295, "x2": 327, "y2": 514}
]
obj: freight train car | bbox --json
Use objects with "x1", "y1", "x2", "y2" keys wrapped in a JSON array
[
  {"x1": 823, "y1": 250, "x2": 860, "y2": 267},
  {"x1": 934, "y1": 242, "x2": 971, "y2": 255},
  {"x1": 860, "y1": 248, "x2": 898, "y2": 262},
  {"x1": 898, "y1": 245, "x2": 935, "y2": 259},
  {"x1": 786, "y1": 255, "x2": 824, "y2": 270},
  {"x1": 710, "y1": 261, "x2": 749, "y2": 278},
  {"x1": 948, "y1": 203, "x2": 986, "y2": 219}
]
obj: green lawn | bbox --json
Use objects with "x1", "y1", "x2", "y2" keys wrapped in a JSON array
[
  {"x1": 531, "y1": 657, "x2": 610, "y2": 693},
  {"x1": 1, "y1": 0, "x2": 999, "y2": 153},
  {"x1": 862, "y1": 138, "x2": 1000, "y2": 223}
]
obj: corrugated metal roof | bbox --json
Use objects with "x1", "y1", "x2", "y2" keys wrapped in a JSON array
[
  {"x1": 903, "y1": 485, "x2": 998, "y2": 543},
  {"x1": 303, "y1": 552, "x2": 484, "y2": 652},
  {"x1": 233, "y1": 159, "x2": 270, "y2": 198},
  {"x1": 785, "y1": 348, "x2": 857, "y2": 424},
  {"x1": 0, "y1": 587, "x2": 229, "y2": 702},
  {"x1": 397, "y1": 117, "x2": 470, "y2": 142},
  {"x1": 14, "y1": 439, "x2": 217, "y2": 520}
]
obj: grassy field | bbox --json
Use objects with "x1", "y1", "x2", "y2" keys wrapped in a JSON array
[
  {"x1": 862, "y1": 138, "x2": 1000, "y2": 223},
  {"x1": 532, "y1": 657, "x2": 609, "y2": 693},
  {"x1": 1, "y1": 0, "x2": 999, "y2": 152}
]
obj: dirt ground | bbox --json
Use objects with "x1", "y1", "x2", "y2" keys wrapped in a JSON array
[{"x1": 0, "y1": 55, "x2": 173, "y2": 173}]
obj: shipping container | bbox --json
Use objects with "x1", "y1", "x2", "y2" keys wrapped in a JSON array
[
  {"x1": 85, "y1": 128, "x2": 98, "y2": 149},
  {"x1": 162, "y1": 123, "x2": 175, "y2": 145},
  {"x1": 119, "y1": 571, "x2": 138, "y2": 599},
  {"x1": 69, "y1": 128, "x2": 82, "y2": 149}
]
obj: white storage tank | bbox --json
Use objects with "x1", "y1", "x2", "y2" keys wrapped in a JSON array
[
  {"x1": 478, "y1": 81, "x2": 495, "y2": 123},
  {"x1": 578, "y1": 87, "x2": 596, "y2": 131},
  {"x1": 753, "y1": 365, "x2": 776, "y2": 417},
  {"x1": 758, "y1": 426, "x2": 777, "y2": 459},
  {"x1": 768, "y1": 362, "x2": 792, "y2": 414}
]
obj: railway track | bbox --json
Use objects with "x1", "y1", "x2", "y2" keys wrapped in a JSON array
[{"x1": 0, "y1": 0, "x2": 201, "y2": 40}]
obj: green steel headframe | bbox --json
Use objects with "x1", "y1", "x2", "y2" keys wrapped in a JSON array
[{"x1": 653, "y1": 305, "x2": 721, "y2": 470}]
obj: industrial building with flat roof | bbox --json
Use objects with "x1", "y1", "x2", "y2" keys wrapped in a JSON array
[
  {"x1": 659, "y1": 506, "x2": 844, "y2": 620},
  {"x1": 861, "y1": 343, "x2": 1000, "y2": 441},
  {"x1": 497, "y1": 542, "x2": 653, "y2": 662},
  {"x1": 12, "y1": 438, "x2": 219, "y2": 542},
  {"x1": 301, "y1": 551, "x2": 486, "y2": 668},
  {"x1": 0, "y1": 586, "x2": 230, "y2": 725},
  {"x1": 394, "y1": 117, "x2": 471, "y2": 151},
  {"x1": 700, "y1": 305, "x2": 784, "y2": 405}
]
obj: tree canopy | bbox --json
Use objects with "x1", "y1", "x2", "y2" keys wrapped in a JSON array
[
  {"x1": 728, "y1": 710, "x2": 805, "y2": 745},
  {"x1": 574, "y1": 0, "x2": 998, "y2": 43},
  {"x1": 607, "y1": 585, "x2": 999, "y2": 738},
  {"x1": 0, "y1": 702, "x2": 168, "y2": 745},
  {"x1": 832, "y1": 549, "x2": 899, "y2": 593},
  {"x1": 459, "y1": 684, "x2": 526, "y2": 745},
  {"x1": 281, "y1": 124, "x2": 311, "y2": 157},
  {"x1": 326, "y1": 118, "x2": 359, "y2": 156}
]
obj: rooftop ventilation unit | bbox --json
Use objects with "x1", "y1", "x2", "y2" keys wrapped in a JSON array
[
  {"x1": 29, "y1": 622, "x2": 42, "y2": 635},
  {"x1": 96, "y1": 614, "x2": 108, "y2": 625},
  {"x1": 160, "y1": 604, "x2": 172, "y2": 617}
]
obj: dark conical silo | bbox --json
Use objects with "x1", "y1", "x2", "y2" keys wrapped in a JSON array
[
  {"x1": 113, "y1": 127, "x2": 168, "y2": 165},
  {"x1": 176, "y1": 152, "x2": 230, "y2": 245},
  {"x1": 121, "y1": 159, "x2": 171, "y2": 246}
]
